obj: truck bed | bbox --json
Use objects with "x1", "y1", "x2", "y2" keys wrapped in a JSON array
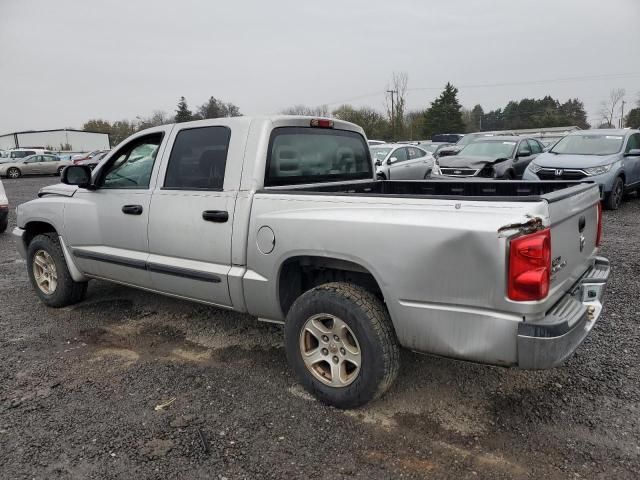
[{"x1": 261, "y1": 179, "x2": 595, "y2": 202}]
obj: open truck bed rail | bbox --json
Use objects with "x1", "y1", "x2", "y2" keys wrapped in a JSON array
[{"x1": 260, "y1": 179, "x2": 595, "y2": 202}]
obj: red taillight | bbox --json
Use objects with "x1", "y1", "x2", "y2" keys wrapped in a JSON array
[
  {"x1": 596, "y1": 202, "x2": 603, "y2": 247},
  {"x1": 310, "y1": 119, "x2": 334, "y2": 128},
  {"x1": 507, "y1": 228, "x2": 551, "y2": 301}
]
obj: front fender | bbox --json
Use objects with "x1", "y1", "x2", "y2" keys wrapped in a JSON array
[{"x1": 17, "y1": 197, "x2": 66, "y2": 233}]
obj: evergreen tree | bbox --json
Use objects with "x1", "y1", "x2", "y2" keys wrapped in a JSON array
[
  {"x1": 625, "y1": 108, "x2": 640, "y2": 129},
  {"x1": 421, "y1": 83, "x2": 465, "y2": 138},
  {"x1": 196, "y1": 96, "x2": 242, "y2": 119},
  {"x1": 174, "y1": 96, "x2": 193, "y2": 123},
  {"x1": 465, "y1": 104, "x2": 484, "y2": 132}
]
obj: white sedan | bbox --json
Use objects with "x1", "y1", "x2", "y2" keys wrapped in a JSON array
[{"x1": 371, "y1": 144, "x2": 435, "y2": 180}]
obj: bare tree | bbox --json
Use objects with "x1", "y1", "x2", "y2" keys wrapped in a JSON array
[
  {"x1": 281, "y1": 104, "x2": 329, "y2": 116},
  {"x1": 384, "y1": 72, "x2": 408, "y2": 139},
  {"x1": 599, "y1": 88, "x2": 626, "y2": 127}
]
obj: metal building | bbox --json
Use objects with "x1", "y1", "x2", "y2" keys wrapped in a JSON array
[{"x1": 0, "y1": 129, "x2": 110, "y2": 151}]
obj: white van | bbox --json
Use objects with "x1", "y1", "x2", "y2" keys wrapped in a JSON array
[{"x1": 5, "y1": 148, "x2": 56, "y2": 161}]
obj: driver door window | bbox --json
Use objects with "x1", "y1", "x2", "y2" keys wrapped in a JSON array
[{"x1": 101, "y1": 133, "x2": 163, "y2": 189}]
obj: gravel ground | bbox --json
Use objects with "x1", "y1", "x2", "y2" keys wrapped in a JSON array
[{"x1": 0, "y1": 176, "x2": 639, "y2": 479}]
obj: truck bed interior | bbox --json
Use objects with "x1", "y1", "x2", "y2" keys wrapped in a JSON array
[{"x1": 262, "y1": 180, "x2": 595, "y2": 202}]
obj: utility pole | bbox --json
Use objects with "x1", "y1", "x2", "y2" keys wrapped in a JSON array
[
  {"x1": 387, "y1": 89, "x2": 397, "y2": 141},
  {"x1": 621, "y1": 100, "x2": 626, "y2": 128},
  {"x1": 479, "y1": 114, "x2": 482, "y2": 132}
]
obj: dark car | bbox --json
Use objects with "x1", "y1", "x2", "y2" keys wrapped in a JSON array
[
  {"x1": 77, "y1": 150, "x2": 110, "y2": 170},
  {"x1": 431, "y1": 133, "x2": 464, "y2": 143},
  {"x1": 433, "y1": 136, "x2": 544, "y2": 179}
]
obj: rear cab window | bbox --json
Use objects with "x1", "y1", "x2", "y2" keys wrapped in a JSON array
[
  {"x1": 163, "y1": 126, "x2": 231, "y2": 190},
  {"x1": 265, "y1": 127, "x2": 372, "y2": 187}
]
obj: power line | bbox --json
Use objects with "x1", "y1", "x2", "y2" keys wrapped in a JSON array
[
  {"x1": 317, "y1": 71, "x2": 640, "y2": 108},
  {"x1": 408, "y1": 71, "x2": 640, "y2": 92}
]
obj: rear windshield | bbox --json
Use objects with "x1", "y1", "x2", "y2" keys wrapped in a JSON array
[
  {"x1": 370, "y1": 147, "x2": 393, "y2": 160},
  {"x1": 265, "y1": 127, "x2": 372, "y2": 186},
  {"x1": 550, "y1": 134, "x2": 624, "y2": 155}
]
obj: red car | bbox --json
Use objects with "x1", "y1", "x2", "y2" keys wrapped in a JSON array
[{"x1": 71, "y1": 150, "x2": 109, "y2": 165}]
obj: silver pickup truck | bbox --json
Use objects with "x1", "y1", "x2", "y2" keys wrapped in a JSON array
[{"x1": 13, "y1": 116, "x2": 610, "y2": 408}]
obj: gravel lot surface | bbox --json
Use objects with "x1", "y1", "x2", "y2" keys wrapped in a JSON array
[{"x1": 1, "y1": 176, "x2": 639, "y2": 479}]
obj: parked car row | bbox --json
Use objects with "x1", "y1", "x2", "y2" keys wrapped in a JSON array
[
  {"x1": 370, "y1": 129, "x2": 640, "y2": 210},
  {"x1": 0, "y1": 154, "x2": 71, "y2": 178}
]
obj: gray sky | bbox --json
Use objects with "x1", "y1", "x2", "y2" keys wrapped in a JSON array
[{"x1": 1, "y1": 0, "x2": 639, "y2": 133}]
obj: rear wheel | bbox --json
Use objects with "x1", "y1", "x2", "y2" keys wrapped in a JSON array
[
  {"x1": 604, "y1": 176, "x2": 624, "y2": 210},
  {"x1": 27, "y1": 233, "x2": 87, "y2": 307},
  {"x1": 285, "y1": 282, "x2": 400, "y2": 409},
  {"x1": 7, "y1": 167, "x2": 20, "y2": 179}
]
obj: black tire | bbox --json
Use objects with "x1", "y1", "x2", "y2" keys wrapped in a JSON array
[
  {"x1": 7, "y1": 167, "x2": 21, "y2": 179},
  {"x1": 27, "y1": 233, "x2": 87, "y2": 307},
  {"x1": 604, "y1": 176, "x2": 624, "y2": 210},
  {"x1": 285, "y1": 282, "x2": 400, "y2": 409},
  {"x1": 0, "y1": 217, "x2": 7, "y2": 234}
]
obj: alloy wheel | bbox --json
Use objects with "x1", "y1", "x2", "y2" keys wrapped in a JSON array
[
  {"x1": 32, "y1": 250, "x2": 58, "y2": 294},
  {"x1": 299, "y1": 313, "x2": 361, "y2": 387}
]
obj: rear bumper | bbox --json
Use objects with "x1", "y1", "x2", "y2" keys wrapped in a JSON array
[{"x1": 517, "y1": 256, "x2": 610, "y2": 369}]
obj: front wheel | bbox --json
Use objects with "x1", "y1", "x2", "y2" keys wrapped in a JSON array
[
  {"x1": 284, "y1": 282, "x2": 400, "y2": 409},
  {"x1": 7, "y1": 167, "x2": 21, "y2": 179},
  {"x1": 27, "y1": 233, "x2": 87, "y2": 307},
  {"x1": 604, "y1": 176, "x2": 624, "y2": 210}
]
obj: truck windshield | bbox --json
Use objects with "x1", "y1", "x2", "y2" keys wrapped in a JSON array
[
  {"x1": 265, "y1": 127, "x2": 372, "y2": 186},
  {"x1": 550, "y1": 134, "x2": 624, "y2": 155}
]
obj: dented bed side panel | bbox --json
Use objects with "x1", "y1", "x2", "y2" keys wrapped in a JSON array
[{"x1": 245, "y1": 194, "x2": 550, "y2": 363}]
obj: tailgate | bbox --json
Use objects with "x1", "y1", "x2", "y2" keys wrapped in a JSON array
[{"x1": 545, "y1": 183, "x2": 601, "y2": 303}]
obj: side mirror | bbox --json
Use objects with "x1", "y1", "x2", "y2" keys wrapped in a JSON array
[
  {"x1": 387, "y1": 157, "x2": 396, "y2": 165},
  {"x1": 517, "y1": 150, "x2": 531, "y2": 158},
  {"x1": 61, "y1": 165, "x2": 93, "y2": 188},
  {"x1": 624, "y1": 148, "x2": 640, "y2": 157}
]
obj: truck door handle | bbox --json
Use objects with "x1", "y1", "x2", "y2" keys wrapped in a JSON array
[
  {"x1": 122, "y1": 205, "x2": 143, "y2": 215},
  {"x1": 202, "y1": 210, "x2": 229, "y2": 223}
]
